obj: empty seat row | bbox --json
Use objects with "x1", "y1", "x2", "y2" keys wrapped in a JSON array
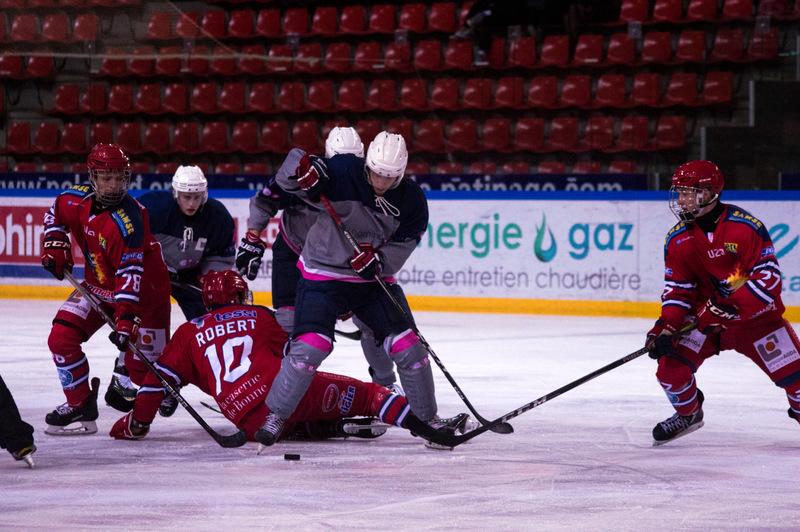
[
  {"x1": 0, "y1": 12, "x2": 99, "y2": 42},
  {"x1": 7, "y1": 160, "x2": 271, "y2": 176},
  {"x1": 621, "y1": 0, "x2": 800, "y2": 23},
  {"x1": 0, "y1": 0, "x2": 138, "y2": 7},
  {"x1": 145, "y1": 3, "x2": 471, "y2": 41},
  {"x1": 0, "y1": 54, "x2": 57, "y2": 79},
  {"x1": 2, "y1": 115, "x2": 687, "y2": 156}
]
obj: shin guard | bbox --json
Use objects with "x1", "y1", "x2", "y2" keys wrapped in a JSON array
[
  {"x1": 385, "y1": 329, "x2": 437, "y2": 421},
  {"x1": 266, "y1": 332, "x2": 332, "y2": 419}
]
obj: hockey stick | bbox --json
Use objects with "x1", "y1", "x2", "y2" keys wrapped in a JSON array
[
  {"x1": 319, "y1": 195, "x2": 513, "y2": 434},
  {"x1": 63, "y1": 271, "x2": 248, "y2": 448}
]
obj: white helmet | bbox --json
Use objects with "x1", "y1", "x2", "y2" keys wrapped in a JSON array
[
  {"x1": 325, "y1": 126, "x2": 364, "y2": 158},
  {"x1": 172, "y1": 165, "x2": 208, "y2": 202},
  {"x1": 366, "y1": 131, "x2": 408, "y2": 185}
]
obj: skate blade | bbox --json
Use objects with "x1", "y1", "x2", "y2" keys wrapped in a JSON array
[
  {"x1": 424, "y1": 441, "x2": 454, "y2": 451},
  {"x1": 22, "y1": 455, "x2": 35, "y2": 469},
  {"x1": 256, "y1": 443, "x2": 268, "y2": 455},
  {"x1": 342, "y1": 421, "x2": 390, "y2": 439},
  {"x1": 652, "y1": 421, "x2": 705, "y2": 447},
  {"x1": 45, "y1": 420, "x2": 98, "y2": 436}
]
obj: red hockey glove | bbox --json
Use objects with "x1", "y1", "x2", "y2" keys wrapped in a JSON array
[
  {"x1": 109, "y1": 312, "x2": 141, "y2": 351},
  {"x1": 350, "y1": 244, "x2": 382, "y2": 280},
  {"x1": 41, "y1": 232, "x2": 73, "y2": 281},
  {"x1": 696, "y1": 297, "x2": 740, "y2": 335},
  {"x1": 110, "y1": 413, "x2": 150, "y2": 440},
  {"x1": 235, "y1": 231, "x2": 267, "y2": 281},
  {"x1": 292, "y1": 154, "x2": 329, "y2": 202},
  {"x1": 646, "y1": 320, "x2": 678, "y2": 360}
]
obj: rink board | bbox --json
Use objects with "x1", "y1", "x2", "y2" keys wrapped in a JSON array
[{"x1": 0, "y1": 190, "x2": 798, "y2": 320}]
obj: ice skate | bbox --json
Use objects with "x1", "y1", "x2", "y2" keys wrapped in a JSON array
[
  {"x1": 105, "y1": 360, "x2": 137, "y2": 413},
  {"x1": 11, "y1": 445, "x2": 36, "y2": 469},
  {"x1": 424, "y1": 413, "x2": 472, "y2": 450},
  {"x1": 255, "y1": 412, "x2": 286, "y2": 454},
  {"x1": 46, "y1": 377, "x2": 100, "y2": 436},
  {"x1": 158, "y1": 392, "x2": 179, "y2": 417},
  {"x1": 653, "y1": 390, "x2": 705, "y2": 446}
]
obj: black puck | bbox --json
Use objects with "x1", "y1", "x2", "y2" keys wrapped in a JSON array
[{"x1": 284, "y1": 453, "x2": 301, "y2": 461}]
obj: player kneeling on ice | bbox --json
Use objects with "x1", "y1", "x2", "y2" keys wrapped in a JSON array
[
  {"x1": 646, "y1": 160, "x2": 800, "y2": 445},
  {"x1": 110, "y1": 271, "x2": 472, "y2": 449},
  {"x1": 41, "y1": 143, "x2": 171, "y2": 436}
]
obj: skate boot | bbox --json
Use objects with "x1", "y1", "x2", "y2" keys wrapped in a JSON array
[
  {"x1": 255, "y1": 412, "x2": 286, "y2": 451},
  {"x1": 652, "y1": 389, "x2": 705, "y2": 446},
  {"x1": 286, "y1": 417, "x2": 389, "y2": 441},
  {"x1": 424, "y1": 413, "x2": 473, "y2": 450},
  {"x1": 158, "y1": 392, "x2": 179, "y2": 417},
  {"x1": 105, "y1": 360, "x2": 137, "y2": 413},
  {"x1": 10, "y1": 445, "x2": 36, "y2": 469},
  {"x1": 46, "y1": 377, "x2": 101, "y2": 436},
  {"x1": 789, "y1": 408, "x2": 800, "y2": 425}
]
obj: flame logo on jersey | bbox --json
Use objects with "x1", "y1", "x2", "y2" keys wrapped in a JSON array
[
  {"x1": 717, "y1": 267, "x2": 749, "y2": 297},
  {"x1": 98, "y1": 234, "x2": 107, "y2": 250},
  {"x1": 87, "y1": 252, "x2": 107, "y2": 284}
]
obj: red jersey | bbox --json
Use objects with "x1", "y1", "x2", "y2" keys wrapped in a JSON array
[
  {"x1": 44, "y1": 185, "x2": 166, "y2": 313},
  {"x1": 134, "y1": 305, "x2": 288, "y2": 425},
  {"x1": 659, "y1": 203, "x2": 783, "y2": 329}
]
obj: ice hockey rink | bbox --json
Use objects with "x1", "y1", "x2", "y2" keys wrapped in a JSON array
[{"x1": 2, "y1": 298, "x2": 799, "y2": 530}]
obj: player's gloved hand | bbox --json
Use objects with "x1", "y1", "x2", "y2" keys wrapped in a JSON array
[
  {"x1": 109, "y1": 313, "x2": 141, "y2": 351},
  {"x1": 41, "y1": 232, "x2": 73, "y2": 281},
  {"x1": 236, "y1": 231, "x2": 267, "y2": 281},
  {"x1": 696, "y1": 297, "x2": 740, "y2": 335},
  {"x1": 110, "y1": 413, "x2": 150, "y2": 440},
  {"x1": 646, "y1": 320, "x2": 678, "y2": 360},
  {"x1": 350, "y1": 244, "x2": 381, "y2": 280},
  {"x1": 292, "y1": 154, "x2": 329, "y2": 202}
]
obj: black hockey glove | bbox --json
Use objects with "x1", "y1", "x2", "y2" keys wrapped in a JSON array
[
  {"x1": 646, "y1": 320, "x2": 677, "y2": 360},
  {"x1": 236, "y1": 231, "x2": 267, "y2": 281}
]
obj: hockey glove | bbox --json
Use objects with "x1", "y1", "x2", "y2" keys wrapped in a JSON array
[
  {"x1": 350, "y1": 244, "x2": 381, "y2": 280},
  {"x1": 292, "y1": 154, "x2": 329, "y2": 202},
  {"x1": 646, "y1": 320, "x2": 678, "y2": 360},
  {"x1": 41, "y1": 232, "x2": 73, "y2": 281},
  {"x1": 110, "y1": 413, "x2": 150, "y2": 440},
  {"x1": 109, "y1": 312, "x2": 141, "y2": 351},
  {"x1": 236, "y1": 231, "x2": 267, "y2": 281},
  {"x1": 696, "y1": 297, "x2": 740, "y2": 335}
]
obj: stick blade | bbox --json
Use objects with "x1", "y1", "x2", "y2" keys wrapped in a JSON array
[
  {"x1": 214, "y1": 429, "x2": 248, "y2": 448},
  {"x1": 489, "y1": 422, "x2": 514, "y2": 434}
]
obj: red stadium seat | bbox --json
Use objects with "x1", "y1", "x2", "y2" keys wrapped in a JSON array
[
  {"x1": 231, "y1": 121, "x2": 259, "y2": 153},
  {"x1": 355, "y1": 120, "x2": 382, "y2": 146},
  {"x1": 757, "y1": 0, "x2": 790, "y2": 17},
  {"x1": 128, "y1": 46, "x2": 155, "y2": 77},
  {"x1": 243, "y1": 162, "x2": 271, "y2": 175},
  {"x1": 73, "y1": 13, "x2": 98, "y2": 42},
  {"x1": 508, "y1": 36, "x2": 536, "y2": 69},
  {"x1": 173, "y1": 122, "x2": 199, "y2": 153},
  {"x1": 275, "y1": 82, "x2": 305, "y2": 112},
  {"x1": 100, "y1": 48, "x2": 128, "y2": 77},
  {"x1": 512, "y1": 118, "x2": 544, "y2": 152},
  {"x1": 267, "y1": 44, "x2": 293, "y2": 73},
  {"x1": 283, "y1": 8, "x2": 309, "y2": 35},
  {"x1": 260, "y1": 120, "x2": 289, "y2": 153},
  {"x1": 80, "y1": 84, "x2": 107, "y2": 113},
  {"x1": 248, "y1": 82, "x2": 275, "y2": 113},
  {"x1": 11, "y1": 14, "x2": 39, "y2": 42},
  {"x1": 60, "y1": 122, "x2": 87, "y2": 154},
  {"x1": 219, "y1": 81, "x2": 246, "y2": 113},
  {"x1": 53, "y1": 84, "x2": 80, "y2": 114},
  {"x1": 482, "y1": 118, "x2": 511, "y2": 152},
  {"x1": 385, "y1": 41, "x2": 412, "y2": 71},
  {"x1": 413, "y1": 119, "x2": 446, "y2": 153},
  {"x1": 572, "y1": 161, "x2": 602, "y2": 174},
  {"x1": 337, "y1": 79, "x2": 366, "y2": 112},
  {"x1": 444, "y1": 39, "x2": 474, "y2": 70},
  {"x1": 311, "y1": 6, "x2": 338, "y2": 36},
  {"x1": 175, "y1": 11, "x2": 200, "y2": 39},
  {"x1": 340, "y1": 5, "x2": 367, "y2": 34},
  {"x1": 13, "y1": 163, "x2": 38, "y2": 173},
  {"x1": 414, "y1": 39, "x2": 442, "y2": 71},
  {"x1": 608, "y1": 160, "x2": 637, "y2": 173},
  {"x1": 353, "y1": 41, "x2": 381, "y2": 71},
  {"x1": 190, "y1": 82, "x2": 217, "y2": 114},
  {"x1": 463, "y1": 78, "x2": 492, "y2": 109},
  {"x1": 163, "y1": 83, "x2": 188, "y2": 114},
  {"x1": 367, "y1": 79, "x2": 398, "y2": 110},
  {"x1": 572, "y1": 35, "x2": 604, "y2": 67},
  {"x1": 653, "y1": 115, "x2": 686, "y2": 149},
  {"x1": 687, "y1": 0, "x2": 718, "y2": 20},
  {"x1": 619, "y1": 0, "x2": 649, "y2": 21},
  {"x1": 400, "y1": 78, "x2": 428, "y2": 110},
  {"x1": 324, "y1": 42, "x2": 352, "y2": 73},
  {"x1": 90, "y1": 122, "x2": 114, "y2": 146},
  {"x1": 494, "y1": 77, "x2": 524, "y2": 109},
  {"x1": 487, "y1": 36, "x2": 506, "y2": 68},
  {"x1": 399, "y1": 3, "x2": 426, "y2": 32},
  {"x1": 134, "y1": 83, "x2": 161, "y2": 114},
  {"x1": 581, "y1": 116, "x2": 615, "y2": 151},
  {"x1": 156, "y1": 46, "x2": 183, "y2": 76},
  {"x1": 142, "y1": 122, "x2": 171, "y2": 154},
  {"x1": 369, "y1": 5, "x2": 396, "y2": 33},
  {"x1": 500, "y1": 161, "x2": 531, "y2": 174},
  {"x1": 527, "y1": 76, "x2": 558, "y2": 108},
  {"x1": 26, "y1": 56, "x2": 55, "y2": 79},
  {"x1": 108, "y1": 84, "x2": 134, "y2": 114},
  {"x1": 676, "y1": 31, "x2": 707, "y2": 63},
  {"x1": 256, "y1": 9, "x2": 280, "y2": 38},
  {"x1": 469, "y1": 161, "x2": 497, "y2": 174},
  {"x1": 116, "y1": 122, "x2": 142, "y2": 154},
  {"x1": 199, "y1": 122, "x2": 229, "y2": 153},
  {"x1": 405, "y1": 161, "x2": 431, "y2": 174},
  {"x1": 436, "y1": 162, "x2": 463, "y2": 173},
  {"x1": 746, "y1": 28, "x2": 779, "y2": 60},
  {"x1": 710, "y1": 28, "x2": 745, "y2": 62},
  {"x1": 613, "y1": 116, "x2": 650, "y2": 151},
  {"x1": 722, "y1": 0, "x2": 754, "y2": 20},
  {"x1": 641, "y1": 32, "x2": 673, "y2": 64},
  {"x1": 41, "y1": 163, "x2": 65, "y2": 173},
  {"x1": 537, "y1": 161, "x2": 566, "y2": 174},
  {"x1": 545, "y1": 117, "x2": 579, "y2": 152},
  {"x1": 228, "y1": 9, "x2": 254, "y2": 38},
  {"x1": 653, "y1": 0, "x2": 684, "y2": 22},
  {"x1": 215, "y1": 163, "x2": 241, "y2": 175},
  {"x1": 700, "y1": 71, "x2": 734, "y2": 104},
  {"x1": 593, "y1": 74, "x2": 627, "y2": 108},
  {"x1": 307, "y1": 80, "x2": 335, "y2": 112},
  {"x1": 201, "y1": 11, "x2": 227, "y2": 39},
  {"x1": 539, "y1": 35, "x2": 569, "y2": 67},
  {"x1": 146, "y1": 12, "x2": 172, "y2": 40},
  {"x1": 295, "y1": 43, "x2": 322, "y2": 73},
  {"x1": 385, "y1": 119, "x2": 413, "y2": 146},
  {"x1": 631, "y1": 72, "x2": 662, "y2": 107},
  {"x1": 35, "y1": 123, "x2": 60, "y2": 153},
  {"x1": 42, "y1": 12, "x2": 70, "y2": 42},
  {"x1": 606, "y1": 33, "x2": 636, "y2": 66},
  {"x1": 0, "y1": 54, "x2": 23, "y2": 78},
  {"x1": 560, "y1": 75, "x2": 592, "y2": 108},
  {"x1": 446, "y1": 119, "x2": 478, "y2": 152},
  {"x1": 429, "y1": 2, "x2": 457, "y2": 32},
  {"x1": 210, "y1": 45, "x2": 236, "y2": 76},
  {"x1": 431, "y1": 78, "x2": 460, "y2": 109},
  {"x1": 156, "y1": 163, "x2": 179, "y2": 174},
  {"x1": 663, "y1": 72, "x2": 699, "y2": 106}
]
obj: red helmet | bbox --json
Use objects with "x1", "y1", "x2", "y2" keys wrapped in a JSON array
[
  {"x1": 87, "y1": 143, "x2": 131, "y2": 206},
  {"x1": 87, "y1": 143, "x2": 130, "y2": 172},
  {"x1": 202, "y1": 270, "x2": 250, "y2": 310},
  {"x1": 671, "y1": 160, "x2": 724, "y2": 195}
]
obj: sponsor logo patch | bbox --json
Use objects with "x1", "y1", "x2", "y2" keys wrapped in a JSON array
[
  {"x1": 339, "y1": 385, "x2": 356, "y2": 414},
  {"x1": 322, "y1": 384, "x2": 339, "y2": 413}
]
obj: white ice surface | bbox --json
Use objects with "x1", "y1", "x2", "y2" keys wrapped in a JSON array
[{"x1": 1, "y1": 299, "x2": 799, "y2": 531}]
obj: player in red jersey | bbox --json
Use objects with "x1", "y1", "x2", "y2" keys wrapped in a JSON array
[
  {"x1": 646, "y1": 160, "x2": 800, "y2": 444},
  {"x1": 41, "y1": 143, "x2": 171, "y2": 436},
  {"x1": 110, "y1": 271, "x2": 472, "y2": 449}
]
